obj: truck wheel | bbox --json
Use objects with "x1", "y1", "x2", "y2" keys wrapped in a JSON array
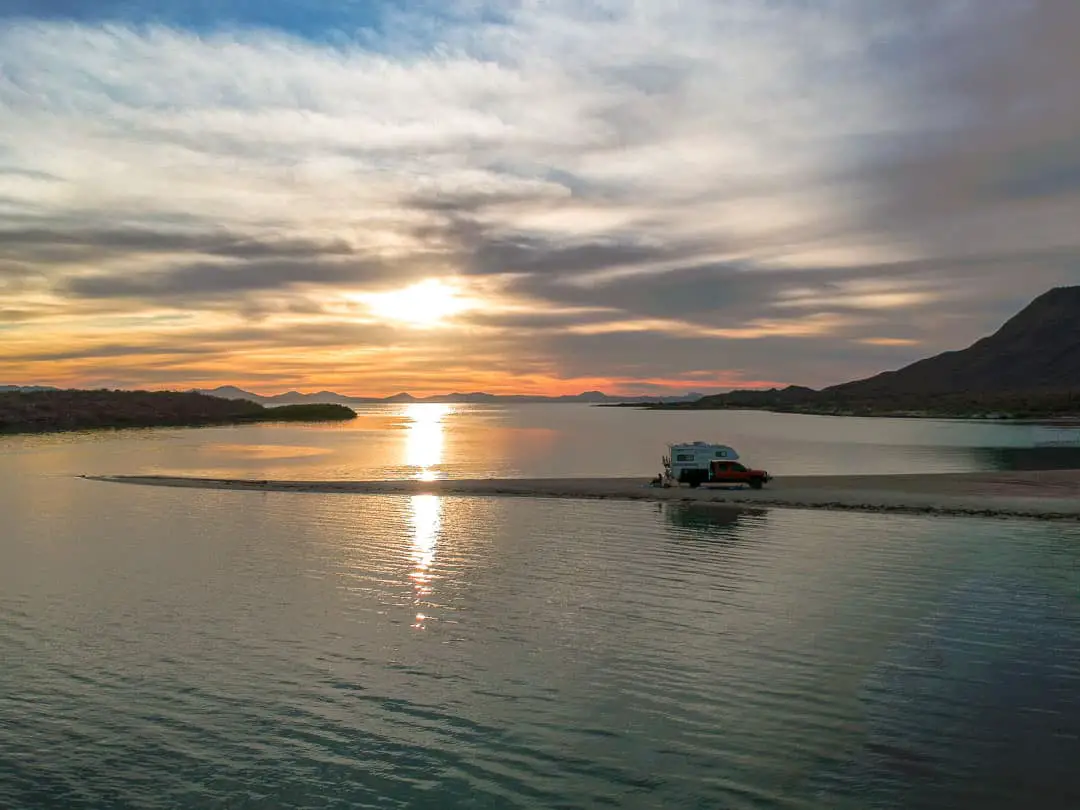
[
  {"x1": 749, "y1": 479, "x2": 763, "y2": 489},
  {"x1": 689, "y1": 481, "x2": 700, "y2": 488}
]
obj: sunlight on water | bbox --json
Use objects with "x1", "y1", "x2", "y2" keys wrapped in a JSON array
[
  {"x1": 404, "y1": 403, "x2": 450, "y2": 480},
  {"x1": 408, "y1": 494, "x2": 441, "y2": 629}
]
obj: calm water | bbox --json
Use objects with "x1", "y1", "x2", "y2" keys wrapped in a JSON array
[
  {"x1": 3, "y1": 403, "x2": 1080, "y2": 482},
  {"x1": 2, "y1": 407, "x2": 1080, "y2": 808}
]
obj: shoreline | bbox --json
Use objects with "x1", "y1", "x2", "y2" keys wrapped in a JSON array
[
  {"x1": 83, "y1": 471, "x2": 1080, "y2": 521},
  {"x1": 633, "y1": 404, "x2": 1080, "y2": 423}
]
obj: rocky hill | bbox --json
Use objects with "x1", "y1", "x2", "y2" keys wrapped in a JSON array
[
  {"x1": 660, "y1": 286, "x2": 1080, "y2": 418},
  {"x1": 827, "y1": 286, "x2": 1080, "y2": 397}
]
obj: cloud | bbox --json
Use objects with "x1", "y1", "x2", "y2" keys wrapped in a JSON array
[
  {"x1": 0, "y1": 227, "x2": 357, "y2": 260},
  {"x1": 2, "y1": 1, "x2": 1079, "y2": 392},
  {"x1": 63, "y1": 257, "x2": 392, "y2": 301},
  {"x1": 16, "y1": 342, "x2": 210, "y2": 362}
]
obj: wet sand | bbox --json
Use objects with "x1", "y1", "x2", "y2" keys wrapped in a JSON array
[{"x1": 83, "y1": 470, "x2": 1080, "y2": 520}]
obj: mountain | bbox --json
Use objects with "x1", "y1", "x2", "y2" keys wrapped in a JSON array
[
  {"x1": 0, "y1": 385, "x2": 60, "y2": 393},
  {"x1": 661, "y1": 286, "x2": 1080, "y2": 417},
  {"x1": 195, "y1": 385, "x2": 256, "y2": 401},
  {"x1": 193, "y1": 386, "x2": 706, "y2": 406},
  {"x1": 827, "y1": 286, "x2": 1080, "y2": 397}
]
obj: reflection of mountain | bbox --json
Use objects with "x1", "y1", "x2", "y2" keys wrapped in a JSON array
[
  {"x1": 663, "y1": 504, "x2": 767, "y2": 540},
  {"x1": 971, "y1": 446, "x2": 1080, "y2": 471}
]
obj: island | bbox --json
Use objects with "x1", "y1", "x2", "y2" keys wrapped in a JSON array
[{"x1": 0, "y1": 389, "x2": 356, "y2": 434}]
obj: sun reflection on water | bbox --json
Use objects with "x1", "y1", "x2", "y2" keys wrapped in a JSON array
[
  {"x1": 404, "y1": 403, "x2": 450, "y2": 480},
  {"x1": 408, "y1": 494, "x2": 442, "y2": 630},
  {"x1": 400, "y1": 403, "x2": 451, "y2": 629}
]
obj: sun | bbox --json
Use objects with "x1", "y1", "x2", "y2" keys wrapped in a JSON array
[{"x1": 363, "y1": 279, "x2": 473, "y2": 328}]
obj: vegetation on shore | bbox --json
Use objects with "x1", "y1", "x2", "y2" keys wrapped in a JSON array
[
  {"x1": 256, "y1": 403, "x2": 358, "y2": 422},
  {"x1": 0, "y1": 389, "x2": 356, "y2": 434}
]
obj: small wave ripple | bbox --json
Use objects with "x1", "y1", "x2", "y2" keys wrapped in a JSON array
[{"x1": 2, "y1": 487, "x2": 1079, "y2": 809}]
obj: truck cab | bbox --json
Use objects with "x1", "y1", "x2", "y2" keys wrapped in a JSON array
[{"x1": 708, "y1": 460, "x2": 772, "y2": 489}]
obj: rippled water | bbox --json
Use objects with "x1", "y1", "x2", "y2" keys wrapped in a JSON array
[{"x1": 2, "y1": 470, "x2": 1080, "y2": 809}]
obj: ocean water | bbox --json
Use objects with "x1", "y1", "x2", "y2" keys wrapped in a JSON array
[
  {"x1": 2, "y1": 408, "x2": 1080, "y2": 808},
  {"x1": 3, "y1": 403, "x2": 1080, "y2": 483}
]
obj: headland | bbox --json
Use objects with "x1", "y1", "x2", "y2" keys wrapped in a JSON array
[{"x1": 0, "y1": 389, "x2": 356, "y2": 434}]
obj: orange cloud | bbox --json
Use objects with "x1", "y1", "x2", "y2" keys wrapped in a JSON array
[{"x1": 857, "y1": 337, "x2": 919, "y2": 347}]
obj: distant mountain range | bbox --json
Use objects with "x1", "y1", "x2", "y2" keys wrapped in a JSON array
[
  {"x1": 0, "y1": 384, "x2": 705, "y2": 405},
  {"x1": 191, "y1": 387, "x2": 708, "y2": 406},
  {"x1": 660, "y1": 286, "x2": 1080, "y2": 417}
]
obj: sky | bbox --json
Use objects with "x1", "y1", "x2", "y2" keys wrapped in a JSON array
[{"x1": 2, "y1": 0, "x2": 1079, "y2": 396}]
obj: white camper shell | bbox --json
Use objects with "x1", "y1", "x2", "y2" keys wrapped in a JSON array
[{"x1": 663, "y1": 442, "x2": 740, "y2": 486}]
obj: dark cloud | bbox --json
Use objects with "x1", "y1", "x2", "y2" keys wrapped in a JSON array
[
  {"x1": 195, "y1": 320, "x2": 414, "y2": 348},
  {"x1": 0, "y1": 307, "x2": 50, "y2": 322},
  {"x1": 18, "y1": 342, "x2": 209, "y2": 362},
  {"x1": 539, "y1": 330, "x2": 927, "y2": 389},
  {"x1": 498, "y1": 256, "x2": 923, "y2": 323},
  {"x1": 0, "y1": 227, "x2": 358, "y2": 263},
  {"x1": 515, "y1": 262, "x2": 798, "y2": 320},
  {"x1": 0, "y1": 260, "x2": 37, "y2": 278},
  {"x1": 410, "y1": 200, "x2": 779, "y2": 282},
  {"x1": 462, "y1": 308, "x2": 618, "y2": 331},
  {"x1": 472, "y1": 236, "x2": 688, "y2": 279},
  {"x1": 0, "y1": 260, "x2": 44, "y2": 296},
  {"x1": 61, "y1": 256, "x2": 405, "y2": 301}
]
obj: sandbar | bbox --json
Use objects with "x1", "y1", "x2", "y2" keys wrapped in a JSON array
[{"x1": 83, "y1": 470, "x2": 1080, "y2": 520}]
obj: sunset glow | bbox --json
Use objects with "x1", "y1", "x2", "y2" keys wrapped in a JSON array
[{"x1": 1, "y1": 2, "x2": 1077, "y2": 395}]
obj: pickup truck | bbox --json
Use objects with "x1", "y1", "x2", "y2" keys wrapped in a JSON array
[{"x1": 706, "y1": 460, "x2": 772, "y2": 489}]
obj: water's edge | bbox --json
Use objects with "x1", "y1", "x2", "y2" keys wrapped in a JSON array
[{"x1": 83, "y1": 472, "x2": 1080, "y2": 521}]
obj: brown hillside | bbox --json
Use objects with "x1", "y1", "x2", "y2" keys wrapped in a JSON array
[{"x1": 826, "y1": 286, "x2": 1080, "y2": 397}]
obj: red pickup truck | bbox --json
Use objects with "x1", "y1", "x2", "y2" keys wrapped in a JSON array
[{"x1": 707, "y1": 460, "x2": 772, "y2": 489}]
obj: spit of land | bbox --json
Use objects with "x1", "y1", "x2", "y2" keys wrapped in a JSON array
[{"x1": 85, "y1": 470, "x2": 1080, "y2": 521}]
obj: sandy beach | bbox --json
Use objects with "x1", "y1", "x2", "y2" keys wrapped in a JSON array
[{"x1": 84, "y1": 470, "x2": 1080, "y2": 520}]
